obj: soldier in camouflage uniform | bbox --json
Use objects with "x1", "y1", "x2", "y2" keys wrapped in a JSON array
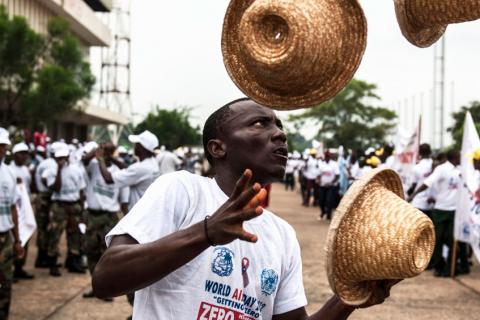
[
  {"x1": 42, "y1": 144, "x2": 86, "y2": 276},
  {"x1": 0, "y1": 128, "x2": 24, "y2": 319},
  {"x1": 33, "y1": 152, "x2": 57, "y2": 268},
  {"x1": 81, "y1": 143, "x2": 129, "y2": 300}
]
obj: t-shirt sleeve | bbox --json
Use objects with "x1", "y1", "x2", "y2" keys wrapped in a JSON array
[
  {"x1": 424, "y1": 166, "x2": 441, "y2": 188},
  {"x1": 42, "y1": 168, "x2": 56, "y2": 188},
  {"x1": 273, "y1": 226, "x2": 308, "y2": 315},
  {"x1": 111, "y1": 163, "x2": 144, "y2": 188},
  {"x1": 105, "y1": 173, "x2": 190, "y2": 246},
  {"x1": 119, "y1": 186, "x2": 130, "y2": 204}
]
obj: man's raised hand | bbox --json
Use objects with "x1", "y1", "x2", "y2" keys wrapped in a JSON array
[{"x1": 206, "y1": 169, "x2": 266, "y2": 245}]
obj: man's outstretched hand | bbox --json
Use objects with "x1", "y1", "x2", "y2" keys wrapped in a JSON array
[
  {"x1": 356, "y1": 279, "x2": 402, "y2": 308},
  {"x1": 206, "y1": 169, "x2": 266, "y2": 245}
]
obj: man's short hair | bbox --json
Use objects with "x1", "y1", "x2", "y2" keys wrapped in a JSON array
[
  {"x1": 419, "y1": 143, "x2": 431, "y2": 158},
  {"x1": 202, "y1": 98, "x2": 251, "y2": 165},
  {"x1": 446, "y1": 149, "x2": 459, "y2": 162}
]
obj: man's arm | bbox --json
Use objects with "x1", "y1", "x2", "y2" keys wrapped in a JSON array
[
  {"x1": 10, "y1": 205, "x2": 24, "y2": 259},
  {"x1": 52, "y1": 163, "x2": 63, "y2": 192},
  {"x1": 273, "y1": 281, "x2": 400, "y2": 320},
  {"x1": 93, "y1": 170, "x2": 265, "y2": 298},
  {"x1": 407, "y1": 184, "x2": 428, "y2": 202}
]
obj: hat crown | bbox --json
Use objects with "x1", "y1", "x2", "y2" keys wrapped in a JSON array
[
  {"x1": 327, "y1": 169, "x2": 435, "y2": 305},
  {"x1": 406, "y1": 0, "x2": 480, "y2": 27},
  {"x1": 238, "y1": 0, "x2": 341, "y2": 95}
]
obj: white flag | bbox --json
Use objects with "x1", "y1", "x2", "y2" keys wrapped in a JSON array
[
  {"x1": 392, "y1": 122, "x2": 420, "y2": 193},
  {"x1": 14, "y1": 183, "x2": 37, "y2": 247},
  {"x1": 454, "y1": 112, "x2": 480, "y2": 262}
]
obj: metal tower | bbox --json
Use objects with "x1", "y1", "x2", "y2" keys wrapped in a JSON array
[
  {"x1": 432, "y1": 36, "x2": 446, "y2": 149},
  {"x1": 97, "y1": 0, "x2": 132, "y2": 143}
]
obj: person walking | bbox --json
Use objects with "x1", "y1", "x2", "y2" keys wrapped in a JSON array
[{"x1": 318, "y1": 151, "x2": 340, "y2": 220}]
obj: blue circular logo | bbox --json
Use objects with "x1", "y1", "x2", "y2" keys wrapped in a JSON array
[
  {"x1": 260, "y1": 269, "x2": 279, "y2": 296},
  {"x1": 211, "y1": 247, "x2": 234, "y2": 277}
]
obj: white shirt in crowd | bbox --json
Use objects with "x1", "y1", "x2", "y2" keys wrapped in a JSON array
[
  {"x1": 303, "y1": 157, "x2": 319, "y2": 180},
  {"x1": 35, "y1": 158, "x2": 57, "y2": 193},
  {"x1": 285, "y1": 159, "x2": 296, "y2": 174},
  {"x1": 0, "y1": 163, "x2": 18, "y2": 232},
  {"x1": 411, "y1": 158, "x2": 433, "y2": 211},
  {"x1": 111, "y1": 156, "x2": 160, "y2": 210},
  {"x1": 43, "y1": 163, "x2": 86, "y2": 202},
  {"x1": 349, "y1": 161, "x2": 361, "y2": 180},
  {"x1": 106, "y1": 171, "x2": 307, "y2": 320},
  {"x1": 86, "y1": 159, "x2": 129, "y2": 212},
  {"x1": 9, "y1": 163, "x2": 31, "y2": 195},
  {"x1": 156, "y1": 151, "x2": 182, "y2": 175},
  {"x1": 424, "y1": 161, "x2": 461, "y2": 211},
  {"x1": 319, "y1": 160, "x2": 340, "y2": 186}
]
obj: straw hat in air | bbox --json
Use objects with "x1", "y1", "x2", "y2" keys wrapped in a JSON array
[
  {"x1": 394, "y1": 0, "x2": 480, "y2": 48},
  {"x1": 326, "y1": 168, "x2": 435, "y2": 306},
  {"x1": 221, "y1": 0, "x2": 367, "y2": 110}
]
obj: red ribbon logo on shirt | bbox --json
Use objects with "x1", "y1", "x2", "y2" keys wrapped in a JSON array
[{"x1": 242, "y1": 258, "x2": 250, "y2": 288}]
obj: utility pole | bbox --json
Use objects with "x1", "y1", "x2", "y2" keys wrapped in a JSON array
[{"x1": 433, "y1": 35, "x2": 446, "y2": 149}]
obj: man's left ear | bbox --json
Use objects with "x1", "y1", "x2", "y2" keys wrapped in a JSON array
[{"x1": 207, "y1": 139, "x2": 227, "y2": 161}]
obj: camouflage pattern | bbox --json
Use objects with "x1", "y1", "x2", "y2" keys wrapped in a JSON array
[
  {"x1": 0, "y1": 232, "x2": 13, "y2": 319},
  {"x1": 34, "y1": 192, "x2": 51, "y2": 251},
  {"x1": 47, "y1": 202, "x2": 83, "y2": 258},
  {"x1": 85, "y1": 210, "x2": 119, "y2": 274}
]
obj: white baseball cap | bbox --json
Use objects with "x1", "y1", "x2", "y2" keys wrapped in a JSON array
[
  {"x1": 53, "y1": 142, "x2": 69, "y2": 158},
  {"x1": 0, "y1": 128, "x2": 11, "y2": 145},
  {"x1": 83, "y1": 141, "x2": 98, "y2": 154},
  {"x1": 117, "y1": 145, "x2": 128, "y2": 154},
  {"x1": 36, "y1": 145, "x2": 46, "y2": 153},
  {"x1": 128, "y1": 130, "x2": 159, "y2": 153},
  {"x1": 12, "y1": 142, "x2": 29, "y2": 154}
]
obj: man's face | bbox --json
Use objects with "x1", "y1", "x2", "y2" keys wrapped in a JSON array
[
  {"x1": 14, "y1": 151, "x2": 29, "y2": 165},
  {"x1": 221, "y1": 101, "x2": 288, "y2": 182},
  {"x1": 0, "y1": 144, "x2": 7, "y2": 160}
]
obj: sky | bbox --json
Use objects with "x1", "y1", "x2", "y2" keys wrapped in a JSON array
[{"x1": 126, "y1": 1, "x2": 480, "y2": 146}]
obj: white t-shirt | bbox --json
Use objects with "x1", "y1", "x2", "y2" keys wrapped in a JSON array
[
  {"x1": 106, "y1": 171, "x2": 307, "y2": 320},
  {"x1": 319, "y1": 160, "x2": 340, "y2": 186},
  {"x1": 424, "y1": 161, "x2": 460, "y2": 211},
  {"x1": 0, "y1": 163, "x2": 17, "y2": 232},
  {"x1": 411, "y1": 158, "x2": 433, "y2": 211},
  {"x1": 9, "y1": 163, "x2": 31, "y2": 194},
  {"x1": 86, "y1": 160, "x2": 129, "y2": 212},
  {"x1": 111, "y1": 157, "x2": 160, "y2": 209},
  {"x1": 349, "y1": 161, "x2": 361, "y2": 180},
  {"x1": 35, "y1": 158, "x2": 57, "y2": 193},
  {"x1": 303, "y1": 157, "x2": 319, "y2": 180},
  {"x1": 43, "y1": 164, "x2": 87, "y2": 202},
  {"x1": 285, "y1": 159, "x2": 296, "y2": 174},
  {"x1": 157, "y1": 151, "x2": 182, "y2": 175}
]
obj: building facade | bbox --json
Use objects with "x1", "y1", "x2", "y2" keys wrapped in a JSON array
[{"x1": 0, "y1": 0, "x2": 128, "y2": 141}]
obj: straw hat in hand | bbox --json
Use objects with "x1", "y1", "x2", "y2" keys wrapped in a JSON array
[
  {"x1": 222, "y1": 0, "x2": 367, "y2": 110},
  {"x1": 326, "y1": 168, "x2": 435, "y2": 306},
  {"x1": 394, "y1": 0, "x2": 480, "y2": 48}
]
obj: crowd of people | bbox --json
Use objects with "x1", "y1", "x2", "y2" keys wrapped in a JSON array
[
  {"x1": 284, "y1": 143, "x2": 473, "y2": 278},
  {"x1": 0, "y1": 126, "x2": 207, "y2": 318}
]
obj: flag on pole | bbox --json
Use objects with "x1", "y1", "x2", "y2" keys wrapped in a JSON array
[
  {"x1": 15, "y1": 183, "x2": 37, "y2": 247},
  {"x1": 392, "y1": 121, "x2": 421, "y2": 194},
  {"x1": 454, "y1": 111, "x2": 480, "y2": 262}
]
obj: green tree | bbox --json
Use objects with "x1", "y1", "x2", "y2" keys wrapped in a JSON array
[
  {"x1": 0, "y1": 5, "x2": 95, "y2": 129},
  {"x1": 448, "y1": 101, "x2": 480, "y2": 150},
  {"x1": 289, "y1": 79, "x2": 397, "y2": 150},
  {"x1": 20, "y1": 18, "x2": 95, "y2": 129},
  {"x1": 134, "y1": 107, "x2": 201, "y2": 149},
  {"x1": 0, "y1": 5, "x2": 43, "y2": 124}
]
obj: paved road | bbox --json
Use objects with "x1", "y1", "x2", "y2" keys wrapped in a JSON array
[{"x1": 10, "y1": 183, "x2": 480, "y2": 319}]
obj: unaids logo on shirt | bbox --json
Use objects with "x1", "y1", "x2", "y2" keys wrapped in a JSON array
[
  {"x1": 260, "y1": 269, "x2": 279, "y2": 296},
  {"x1": 211, "y1": 247, "x2": 234, "y2": 277}
]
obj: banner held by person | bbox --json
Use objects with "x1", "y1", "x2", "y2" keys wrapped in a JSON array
[{"x1": 15, "y1": 183, "x2": 37, "y2": 247}]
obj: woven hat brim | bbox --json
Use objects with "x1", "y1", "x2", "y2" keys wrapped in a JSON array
[
  {"x1": 325, "y1": 168, "x2": 405, "y2": 306},
  {"x1": 394, "y1": 0, "x2": 446, "y2": 48},
  {"x1": 221, "y1": 0, "x2": 368, "y2": 110}
]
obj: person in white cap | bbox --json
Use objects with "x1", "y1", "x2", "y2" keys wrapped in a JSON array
[
  {"x1": 95, "y1": 130, "x2": 160, "y2": 311},
  {"x1": 9, "y1": 142, "x2": 35, "y2": 280},
  {"x1": 32, "y1": 142, "x2": 61, "y2": 268},
  {"x1": 81, "y1": 142, "x2": 129, "y2": 301},
  {"x1": 95, "y1": 130, "x2": 160, "y2": 211},
  {"x1": 0, "y1": 128, "x2": 25, "y2": 319},
  {"x1": 42, "y1": 144, "x2": 87, "y2": 276}
]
